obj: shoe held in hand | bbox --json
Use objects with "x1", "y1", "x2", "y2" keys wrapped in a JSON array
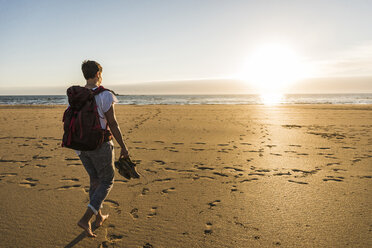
[{"x1": 115, "y1": 157, "x2": 140, "y2": 179}]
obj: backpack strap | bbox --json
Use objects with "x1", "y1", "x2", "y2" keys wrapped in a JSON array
[
  {"x1": 92, "y1": 86, "x2": 106, "y2": 95},
  {"x1": 92, "y1": 86, "x2": 118, "y2": 96}
]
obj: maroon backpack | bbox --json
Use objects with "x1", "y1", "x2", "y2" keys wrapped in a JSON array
[{"x1": 62, "y1": 86, "x2": 113, "y2": 151}]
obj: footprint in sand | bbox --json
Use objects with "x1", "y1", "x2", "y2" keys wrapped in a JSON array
[
  {"x1": 333, "y1": 168, "x2": 347, "y2": 172},
  {"x1": 147, "y1": 207, "x2": 158, "y2": 218},
  {"x1": 240, "y1": 178, "x2": 259, "y2": 183},
  {"x1": 342, "y1": 146, "x2": 356, "y2": 150},
  {"x1": 193, "y1": 175, "x2": 215, "y2": 180},
  {"x1": 153, "y1": 160, "x2": 166, "y2": 165},
  {"x1": 358, "y1": 175, "x2": 372, "y2": 179},
  {"x1": 178, "y1": 169, "x2": 195, "y2": 173},
  {"x1": 19, "y1": 182, "x2": 36, "y2": 187},
  {"x1": 0, "y1": 159, "x2": 29, "y2": 163},
  {"x1": 273, "y1": 172, "x2": 291, "y2": 176},
  {"x1": 161, "y1": 187, "x2": 175, "y2": 194},
  {"x1": 196, "y1": 166, "x2": 214, "y2": 171},
  {"x1": 141, "y1": 187, "x2": 149, "y2": 195},
  {"x1": 248, "y1": 172, "x2": 265, "y2": 176},
  {"x1": 270, "y1": 153, "x2": 282, "y2": 156},
  {"x1": 104, "y1": 199, "x2": 121, "y2": 214},
  {"x1": 292, "y1": 169, "x2": 318, "y2": 177},
  {"x1": 164, "y1": 146, "x2": 176, "y2": 149},
  {"x1": 213, "y1": 172, "x2": 228, "y2": 177},
  {"x1": 323, "y1": 178, "x2": 343, "y2": 182},
  {"x1": 65, "y1": 157, "x2": 80, "y2": 161},
  {"x1": 282, "y1": 125, "x2": 302, "y2": 129},
  {"x1": 191, "y1": 148, "x2": 205, "y2": 151},
  {"x1": 297, "y1": 153, "x2": 309, "y2": 156},
  {"x1": 152, "y1": 178, "x2": 173, "y2": 183},
  {"x1": 25, "y1": 177, "x2": 38, "y2": 182},
  {"x1": 266, "y1": 144, "x2": 277, "y2": 148},
  {"x1": 208, "y1": 200, "x2": 221, "y2": 209},
  {"x1": 60, "y1": 178, "x2": 79, "y2": 182},
  {"x1": 317, "y1": 147, "x2": 331, "y2": 150},
  {"x1": 223, "y1": 166, "x2": 244, "y2": 172},
  {"x1": 325, "y1": 155, "x2": 338, "y2": 159},
  {"x1": 67, "y1": 163, "x2": 81, "y2": 166},
  {"x1": 57, "y1": 184, "x2": 81, "y2": 190},
  {"x1": 108, "y1": 233, "x2": 124, "y2": 242},
  {"x1": 32, "y1": 155, "x2": 51, "y2": 160},
  {"x1": 284, "y1": 150, "x2": 297, "y2": 154},
  {"x1": 204, "y1": 222, "x2": 213, "y2": 234},
  {"x1": 231, "y1": 185, "x2": 238, "y2": 192},
  {"x1": 0, "y1": 172, "x2": 17, "y2": 179},
  {"x1": 130, "y1": 208, "x2": 139, "y2": 219},
  {"x1": 19, "y1": 178, "x2": 39, "y2": 187},
  {"x1": 100, "y1": 238, "x2": 123, "y2": 248},
  {"x1": 323, "y1": 176, "x2": 344, "y2": 182},
  {"x1": 351, "y1": 158, "x2": 362, "y2": 163},
  {"x1": 288, "y1": 180, "x2": 308, "y2": 185},
  {"x1": 144, "y1": 168, "x2": 158, "y2": 174},
  {"x1": 234, "y1": 173, "x2": 244, "y2": 179}
]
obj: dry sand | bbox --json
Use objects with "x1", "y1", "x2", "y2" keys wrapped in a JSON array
[{"x1": 0, "y1": 104, "x2": 371, "y2": 247}]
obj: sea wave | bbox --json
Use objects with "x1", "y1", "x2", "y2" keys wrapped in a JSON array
[{"x1": 0, "y1": 94, "x2": 371, "y2": 105}]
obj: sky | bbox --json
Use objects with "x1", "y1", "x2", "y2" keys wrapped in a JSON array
[{"x1": 0, "y1": 0, "x2": 371, "y2": 94}]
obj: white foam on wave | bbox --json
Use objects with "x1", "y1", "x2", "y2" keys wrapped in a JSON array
[{"x1": 0, "y1": 94, "x2": 371, "y2": 105}]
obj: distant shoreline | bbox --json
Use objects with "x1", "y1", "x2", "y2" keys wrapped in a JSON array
[
  {"x1": 1, "y1": 94, "x2": 372, "y2": 105},
  {"x1": 0, "y1": 104, "x2": 371, "y2": 109}
]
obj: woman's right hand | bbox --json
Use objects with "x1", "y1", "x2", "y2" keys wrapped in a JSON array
[{"x1": 120, "y1": 147, "x2": 129, "y2": 159}]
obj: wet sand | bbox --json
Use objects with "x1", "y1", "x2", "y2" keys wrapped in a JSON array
[{"x1": 0, "y1": 104, "x2": 371, "y2": 247}]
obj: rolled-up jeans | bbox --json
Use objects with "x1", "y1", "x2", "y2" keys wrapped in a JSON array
[{"x1": 78, "y1": 142, "x2": 115, "y2": 215}]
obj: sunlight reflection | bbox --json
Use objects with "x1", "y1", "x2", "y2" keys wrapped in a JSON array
[{"x1": 260, "y1": 93, "x2": 283, "y2": 105}]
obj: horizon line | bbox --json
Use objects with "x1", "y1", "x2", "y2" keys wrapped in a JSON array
[{"x1": 1, "y1": 92, "x2": 372, "y2": 96}]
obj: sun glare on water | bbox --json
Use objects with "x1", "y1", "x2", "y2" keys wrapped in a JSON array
[{"x1": 239, "y1": 43, "x2": 310, "y2": 105}]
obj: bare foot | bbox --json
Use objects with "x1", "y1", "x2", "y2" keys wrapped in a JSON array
[
  {"x1": 77, "y1": 220, "x2": 97, "y2": 237},
  {"x1": 95, "y1": 214, "x2": 109, "y2": 228}
]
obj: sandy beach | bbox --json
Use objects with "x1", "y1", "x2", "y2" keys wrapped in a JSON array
[{"x1": 0, "y1": 104, "x2": 371, "y2": 247}]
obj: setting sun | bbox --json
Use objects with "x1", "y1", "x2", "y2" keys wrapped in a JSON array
[{"x1": 239, "y1": 43, "x2": 310, "y2": 94}]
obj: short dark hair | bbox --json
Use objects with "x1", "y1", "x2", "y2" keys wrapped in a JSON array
[{"x1": 81, "y1": 60, "x2": 102, "y2": 80}]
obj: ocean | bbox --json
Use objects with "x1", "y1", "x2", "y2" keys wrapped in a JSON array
[{"x1": 0, "y1": 94, "x2": 371, "y2": 105}]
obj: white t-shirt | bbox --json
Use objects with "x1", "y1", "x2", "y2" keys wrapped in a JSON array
[
  {"x1": 75, "y1": 87, "x2": 118, "y2": 155},
  {"x1": 93, "y1": 88, "x2": 119, "y2": 129}
]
